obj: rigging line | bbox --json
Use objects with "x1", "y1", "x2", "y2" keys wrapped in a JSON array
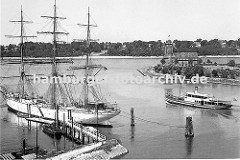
[
  {"x1": 120, "y1": 111, "x2": 185, "y2": 129},
  {"x1": 98, "y1": 85, "x2": 103, "y2": 100},
  {"x1": 63, "y1": 83, "x2": 73, "y2": 103},
  {"x1": 57, "y1": 22, "x2": 68, "y2": 33},
  {"x1": 0, "y1": 66, "x2": 12, "y2": 84},
  {"x1": 90, "y1": 15, "x2": 98, "y2": 26},
  {"x1": 22, "y1": 12, "x2": 34, "y2": 23},
  {"x1": 56, "y1": 6, "x2": 67, "y2": 19},
  {"x1": 39, "y1": 18, "x2": 53, "y2": 31},
  {"x1": 89, "y1": 87, "x2": 101, "y2": 101},
  {"x1": 68, "y1": 83, "x2": 75, "y2": 102},
  {"x1": 91, "y1": 86, "x2": 101, "y2": 100},
  {"x1": 39, "y1": 19, "x2": 54, "y2": 34},
  {"x1": 68, "y1": 77, "x2": 76, "y2": 100},
  {"x1": 71, "y1": 83, "x2": 78, "y2": 102},
  {"x1": 93, "y1": 85, "x2": 102, "y2": 99},
  {"x1": 9, "y1": 12, "x2": 20, "y2": 23},
  {"x1": 23, "y1": 25, "x2": 36, "y2": 38},
  {"x1": 26, "y1": 77, "x2": 39, "y2": 96},
  {"x1": 57, "y1": 82, "x2": 69, "y2": 103},
  {"x1": 89, "y1": 86, "x2": 99, "y2": 99},
  {"x1": 93, "y1": 85, "x2": 100, "y2": 99},
  {"x1": 95, "y1": 84, "x2": 103, "y2": 100}
]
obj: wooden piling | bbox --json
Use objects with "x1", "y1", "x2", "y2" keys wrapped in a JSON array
[
  {"x1": 22, "y1": 139, "x2": 26, "y2": 155},
  {"x1": 71, "y1": 117, "x2": 74, "y2": 148},
  {"x1": 78, "y1": 131, "x2": 81, "y2": 139},
  {"x1": 87, "y1": 136, "x2": 90, "y2": 144},
  {"x1": 80, "y1": 123, "x2": 83, "y2": 143},
  {"x1": 185, "y1": 116, "x2": 194, "y2": 137},
  {"x1": 63, "y1": 113, "x2": 66, "y2": 149},
  {"x1": 63, "y1": 113, "x2": 66, "y2": 133},
  {"x1": 36, "y1": 122, "x2": 38, "y2": 158},
  {"x1": 27, "y1": 104, "x2": 31, "y2": 130},
  {"x1": 131, "y1": 108, "x2": 135, "y2": 126},
  {"x1": 74, "y1": 128, "x2": 76, "y2": 138},
  {"x1": 82, "y1": 134, "x2": 85, "y2": 144}
]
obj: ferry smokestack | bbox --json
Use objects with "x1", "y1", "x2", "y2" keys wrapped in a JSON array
[{"x1": 194, "y1": 86, "x2": 198, "y2": 94}]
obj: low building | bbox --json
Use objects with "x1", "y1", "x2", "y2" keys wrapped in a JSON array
[
  {"x1": 162, "y1": 40, "x2": 198, "y2": 66},
  {"x1": 173, "y1": 52, "x2": 198, "y2": 66}
]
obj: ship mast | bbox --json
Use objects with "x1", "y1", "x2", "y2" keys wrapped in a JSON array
[
  {"x1": 85, "y1": 7, "x2": 91, "y2": 107},
  {"x1": 77, "y1": 7, "x2": 98, "y2": 107},
  {"x1": 5, "y1": 6, "x2": 36, "y2": 100},
  {"x1": 38, "y1": 0, "x2": 68, "y2": 127},
  {"x1": 52, "y1": 0, "x2": 58, "y2": 126},
  {"x1": 20, "y1": 7, "x2": 24, "y2": 98}
]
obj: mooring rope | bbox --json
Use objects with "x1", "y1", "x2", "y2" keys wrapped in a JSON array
[{"x1": 120, "y1": 110, "x2": 185, "y2": 129}]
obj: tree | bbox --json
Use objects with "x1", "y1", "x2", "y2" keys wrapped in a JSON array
[
  {"x1": 198, "y1": 58, "x2": 203, "y2": 64},
  {"x1": 200, "y1": 40, "x2": 208, "y2": 46},
  {"x1": 195, "y1": 38, "x2": 202, "y2": 42},
  {"x1": 188, "y1": 58, "x2": 193, "y2": 66},
  {"x1": 161, "y1": 66, "x2": 169, "y2": 74},
  {"x1": 212, "y1": 70, "x2": 218, "y2": 77},
  {"x1": 1, "y1": 45, "x2": 5, "y2": 52},
  {"x1": 174, "y1": 58, "x2": 178, "y2": 65},
  {"x1": 207, "y1": 39, "x2": 221, "y2": 48},
  {"x1": 161, "y1": 58, "x2": 166, "y2": 65},
  {"x1": 227, "y1": 60, "x2": 235, "y2": 67},
  {"x1": 207, "y1": 59, "x2": 212, "y2": 64}
]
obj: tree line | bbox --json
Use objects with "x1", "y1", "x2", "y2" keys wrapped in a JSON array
[
  {"x1": 154, "y1": 60, "x2": 239, "y2": 79},
  {"x1": 1, "y1": 38, "x2": 240, "y2": 57}
]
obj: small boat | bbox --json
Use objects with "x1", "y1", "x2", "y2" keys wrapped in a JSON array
[
  {"x1": 42, "y1": 123, "x2": 62, "y2": 139},
  {"x1": 165, "y1": 87, "x2": 232, "y2": 110}
]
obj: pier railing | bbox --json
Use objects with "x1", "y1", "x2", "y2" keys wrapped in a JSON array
[{"x1": 65, "y1": 120, "x2": 107, "y2": 141}]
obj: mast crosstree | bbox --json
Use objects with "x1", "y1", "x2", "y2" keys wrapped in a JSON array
[
  {"x1": 75, "y1": 7, "x2": 100, "y2": 107},
  {"x1": 37, "y1": 0, "x2": 69, "y2": 127}
]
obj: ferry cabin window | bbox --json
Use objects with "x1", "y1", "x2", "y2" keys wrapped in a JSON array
[{"x1": 188, "y1": 94, "x2": 207, "y2": 99}]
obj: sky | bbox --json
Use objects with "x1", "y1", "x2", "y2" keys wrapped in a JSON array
[{"x1": 1, "y1": 0, "x2": 240, "y2": 45}]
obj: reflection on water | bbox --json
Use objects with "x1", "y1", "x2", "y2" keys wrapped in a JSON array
[
  {"x1": 0, "y1": 105, "x2": 74, "y2": 154},
  {"x1": 185, "y1": 137, "x2": 194, "y2": 158},
  {"x1": 1, "y1": 58, "x2": 240, "y2": 158},
  {"x1": 130, "y1": 126, "x2": 135, "y2": 142},
  {"x1": 202, "y1": 109, "x2": 239, "y2": 121},
  {"x1": 166, "y1": 103, "x2": 238, "y2": 121}
]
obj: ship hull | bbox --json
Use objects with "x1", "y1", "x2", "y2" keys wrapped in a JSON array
[
  {"x1": 6, "y1": 99, "x2": 120, "y2": 124},
  {"x1": 165, "y1": 95, "x2": 232, "y2": 110}
]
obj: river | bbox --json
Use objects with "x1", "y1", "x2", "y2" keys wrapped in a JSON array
[{"x1": 1, "y1": 57, "x2": 240, "y2": 158}]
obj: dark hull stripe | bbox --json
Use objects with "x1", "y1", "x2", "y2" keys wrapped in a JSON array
[{"x1": 165, "y1": 96, "x2": 231, "y2": 110}]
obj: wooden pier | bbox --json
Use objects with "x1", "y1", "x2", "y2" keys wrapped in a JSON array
[
  {"x1": 20, "y1": 112, "x2": 128, "y2": 159},
  {"x1": 0, "y1": 153, "x2": 15, "y2": 160},
  {"x1": 63, "y1": 119, "x2": 107, "y2": 144},
  {"x1": 46, "y1": 139, "x2": 128, "y2": 160}
]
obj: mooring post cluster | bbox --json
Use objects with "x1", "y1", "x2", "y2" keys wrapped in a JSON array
[
  {"x1": 131, "y1": 107, "x2": 135, "y2": 126},
  {"x1": 62, "y1": 109, "x2": 98, "y2": 145},
  {"x1": 185, "y1": 116, "x2": 194, "y2": 137}
]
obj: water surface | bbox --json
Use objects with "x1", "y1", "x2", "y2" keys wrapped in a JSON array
[{"x1": 1, "y1": 58, "x2": 240, "y2": 158}]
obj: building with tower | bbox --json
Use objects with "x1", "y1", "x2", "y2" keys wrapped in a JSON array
[{"x1": 162, "y1": 39, "x2": 198, "y2": 66}]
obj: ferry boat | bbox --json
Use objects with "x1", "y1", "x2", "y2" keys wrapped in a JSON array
[{"x1": 165, "y1": 87, "x2": 232, "y2": 110}]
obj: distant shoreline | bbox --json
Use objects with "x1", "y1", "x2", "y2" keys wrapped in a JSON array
[{"x1": 2, "y1": 55, "x2": 240, "y2": 60}]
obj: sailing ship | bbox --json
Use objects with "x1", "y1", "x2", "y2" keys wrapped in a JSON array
[
  {"x1": 165, "y1": 87, "x2": 232, "y2": 110},
  {"x1": 4, "y1": 1, "x2": 120, "y2": 125}
]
